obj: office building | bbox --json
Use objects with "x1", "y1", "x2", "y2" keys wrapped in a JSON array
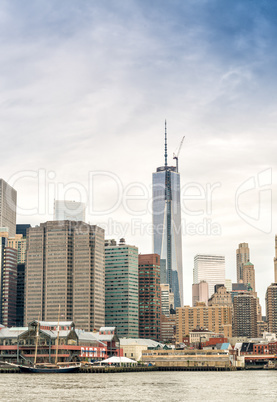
[
  {"x1": 236, "y1": 243, "x2": 250, "y2": 283},
  {"x1": 54, "y1": 200, "x2": 86, "y2": 222},
  {"x1": 7, "y1": 230, "x2": 28, "y2": 326},
  {"x1": 8, "y1": 234, "x2": 27, "y2": 264},
  {"x1": 0, "y1": 179, "x2": 17, "y2": 237},
  {"x1": 25, "y1": 221, "x2": 105, "y2": 331},
  {"x1": 73, "y1": 223, "x2": 105, "y2": 331},
  {"x1": 161, "y1": 314, "x2": 176, "y2": 343},
  {"x1": 208, "y1": 285, "x2": 232, "y2": 308},
  {"x1": 225, "y1": 279, "x2": 232, "y2": 292},
  {"x1": 152, "y1": 122, "x2": 183, "y2": 307},
  {"x1": 233, "y1": 294, "x2": 257, "y2": 338},
  {"x1": 274, "y1": 235, "x2": 277, "y2": 283},
  {"x1": 105, "y1": 239, "x2": 138, "y2": 338},
  {"x1": 160, "y1": 259, "x2": 167, "y2": 284},
  {"x1": 16, "y1": 263, "x2": 25, "y2": 327},
  {"x1": 192, "y1": 281, "x2": 209, "y2": 307},
  {"x1": 193, "y1": 255, "x2": 225, "y2": 298},
  {"x1": 169, "y1": 291, "x2": 175, "y2": 311},
  {"x1": 257, "y1": 320, "x2": 268, "y2": 338},
  {"x1": 242, "y1": 261, "x2": 255, "y2": 292},
  {"x1": 230, "y1": 283, "x2": 250, "y2": 303},
  {"x1": 266, "y1": 283, "x2": 277, "y2": 334},
  {"x1": 0, "y1": 236, "x2": 18, "y2": 327},
  {"x1": 138, "y1": 254, "x2": 161, "y2": 341},
  {"x1": 175, "y1": 302, "x2": 232, "y2": 343},
  {"x1": 160, "y1": 283, "x2": 175, "y2": 317},
  {"x1": 16, "y1": 224, "x2": 31, "y2": 238}
]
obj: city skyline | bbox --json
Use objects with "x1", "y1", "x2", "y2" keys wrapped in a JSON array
[{"x1": 1, "y1": 1, "x2": 277, "y2": 310}]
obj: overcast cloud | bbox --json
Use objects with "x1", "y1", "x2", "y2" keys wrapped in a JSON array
[{"x1": 1, "y1": 0, "x2": 277, "y2": 310}]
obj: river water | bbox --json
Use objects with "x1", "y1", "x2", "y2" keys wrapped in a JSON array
[{"x1": 0, "y1": 371, "x2": 276, "y2": 401}]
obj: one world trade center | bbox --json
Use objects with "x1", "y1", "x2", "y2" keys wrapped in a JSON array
[{"x1": 152, "y1": 122, "x2": 183, "y2": 308}]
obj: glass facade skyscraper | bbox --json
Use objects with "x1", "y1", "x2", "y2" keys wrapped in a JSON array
[
  {"x1": 105, "y1": 239, "x2": 139, "y2": 338},
  {"x1": 152, "y1": 124, "x2": 183, "y2": 307}
]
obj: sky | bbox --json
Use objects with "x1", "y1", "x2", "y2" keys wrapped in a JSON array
[{"x1": 1, "y1": 0, "x2": 277, "y2": 310}]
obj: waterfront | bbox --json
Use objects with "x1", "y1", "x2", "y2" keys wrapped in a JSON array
[{"x1": 0, "y1": 371, "x2": 276, "y2": 401}]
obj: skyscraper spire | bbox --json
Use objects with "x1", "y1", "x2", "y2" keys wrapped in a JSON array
[{"x1": 164, "y1": 120, "x2": 168, "y2": 167}]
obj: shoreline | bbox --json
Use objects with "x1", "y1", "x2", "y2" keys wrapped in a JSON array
[{"x1": 0, "y1": 365, "x2": 244, "y2": 374}]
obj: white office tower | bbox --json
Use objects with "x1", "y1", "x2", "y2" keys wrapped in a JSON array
[
  {"x1": 152, "y1": 122, "x2": 183, "y2": 308},
  {"x1": 54, "y1": 200, "x2": 86, "y2": 222},
  {"x1": 0, "y1": 179, "x2": 17, "y2": 237},
  {"x1": 193, "y1": 255, "x2": 225, "y2": 298}
]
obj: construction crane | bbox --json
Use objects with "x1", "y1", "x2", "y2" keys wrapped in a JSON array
[{"x1": 173, "y1": 136, "x2": 185, "y2": 172}]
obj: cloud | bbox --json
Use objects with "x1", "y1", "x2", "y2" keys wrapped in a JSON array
[{"x1": 1, "y1": 0, "x2": 277, "y2": 309}]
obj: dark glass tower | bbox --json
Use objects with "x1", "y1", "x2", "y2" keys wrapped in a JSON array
[{"x1": 152, "y1": 122, "x2": 183, "y2": 307}]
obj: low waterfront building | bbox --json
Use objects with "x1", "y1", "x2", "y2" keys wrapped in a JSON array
[
  {"x1": 90, "y1": 327, "x2": 120, "y2": 357},
  {"x1": 228, "y1": 336, "x2": 248, "y2": 346},
  {"x1": 0, "y1": 321, "x2": 121, "y2": 364},
  {"x1": 120, "y1": 338, "x2": 166, "y2": 361},
  {"x1": 201, "y1": 337, "x2": 228, "y2": 349},
  {"x1": 141, "y1": 348, "x2": 231, "y2": 369},
  {"x1": 189, "y1": 329, "x2": 218, "y2": 344}
]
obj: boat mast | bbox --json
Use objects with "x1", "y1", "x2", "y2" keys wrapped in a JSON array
[
  {"x1": 34, "y1": 313, "x2": 40, "y2": 367},
  {"x1": 55, "y1": 305, "x2": 61, "y2": 365}
]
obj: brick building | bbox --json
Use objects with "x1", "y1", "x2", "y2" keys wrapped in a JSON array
[
  {"x1": 175, "y1": 302, "x2": 232, "y2": 343},
  {"x1": 233, "y1": 294, "x2": 257, "y2": 338},
  {"x1": 266, "y1": 283, "x2": 277, "y2": 334},
  {"x1": 138, "y1": 254, "x2": 161, "y2": 341}
]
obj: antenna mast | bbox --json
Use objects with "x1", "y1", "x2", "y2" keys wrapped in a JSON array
[{"x1": 164, "y1": 120, "x2": 168, "y2": 167}]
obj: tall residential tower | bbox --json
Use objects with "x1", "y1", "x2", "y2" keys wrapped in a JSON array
[{"x1": 152, "y1": 122, "x2": 183, "y2": 307}]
